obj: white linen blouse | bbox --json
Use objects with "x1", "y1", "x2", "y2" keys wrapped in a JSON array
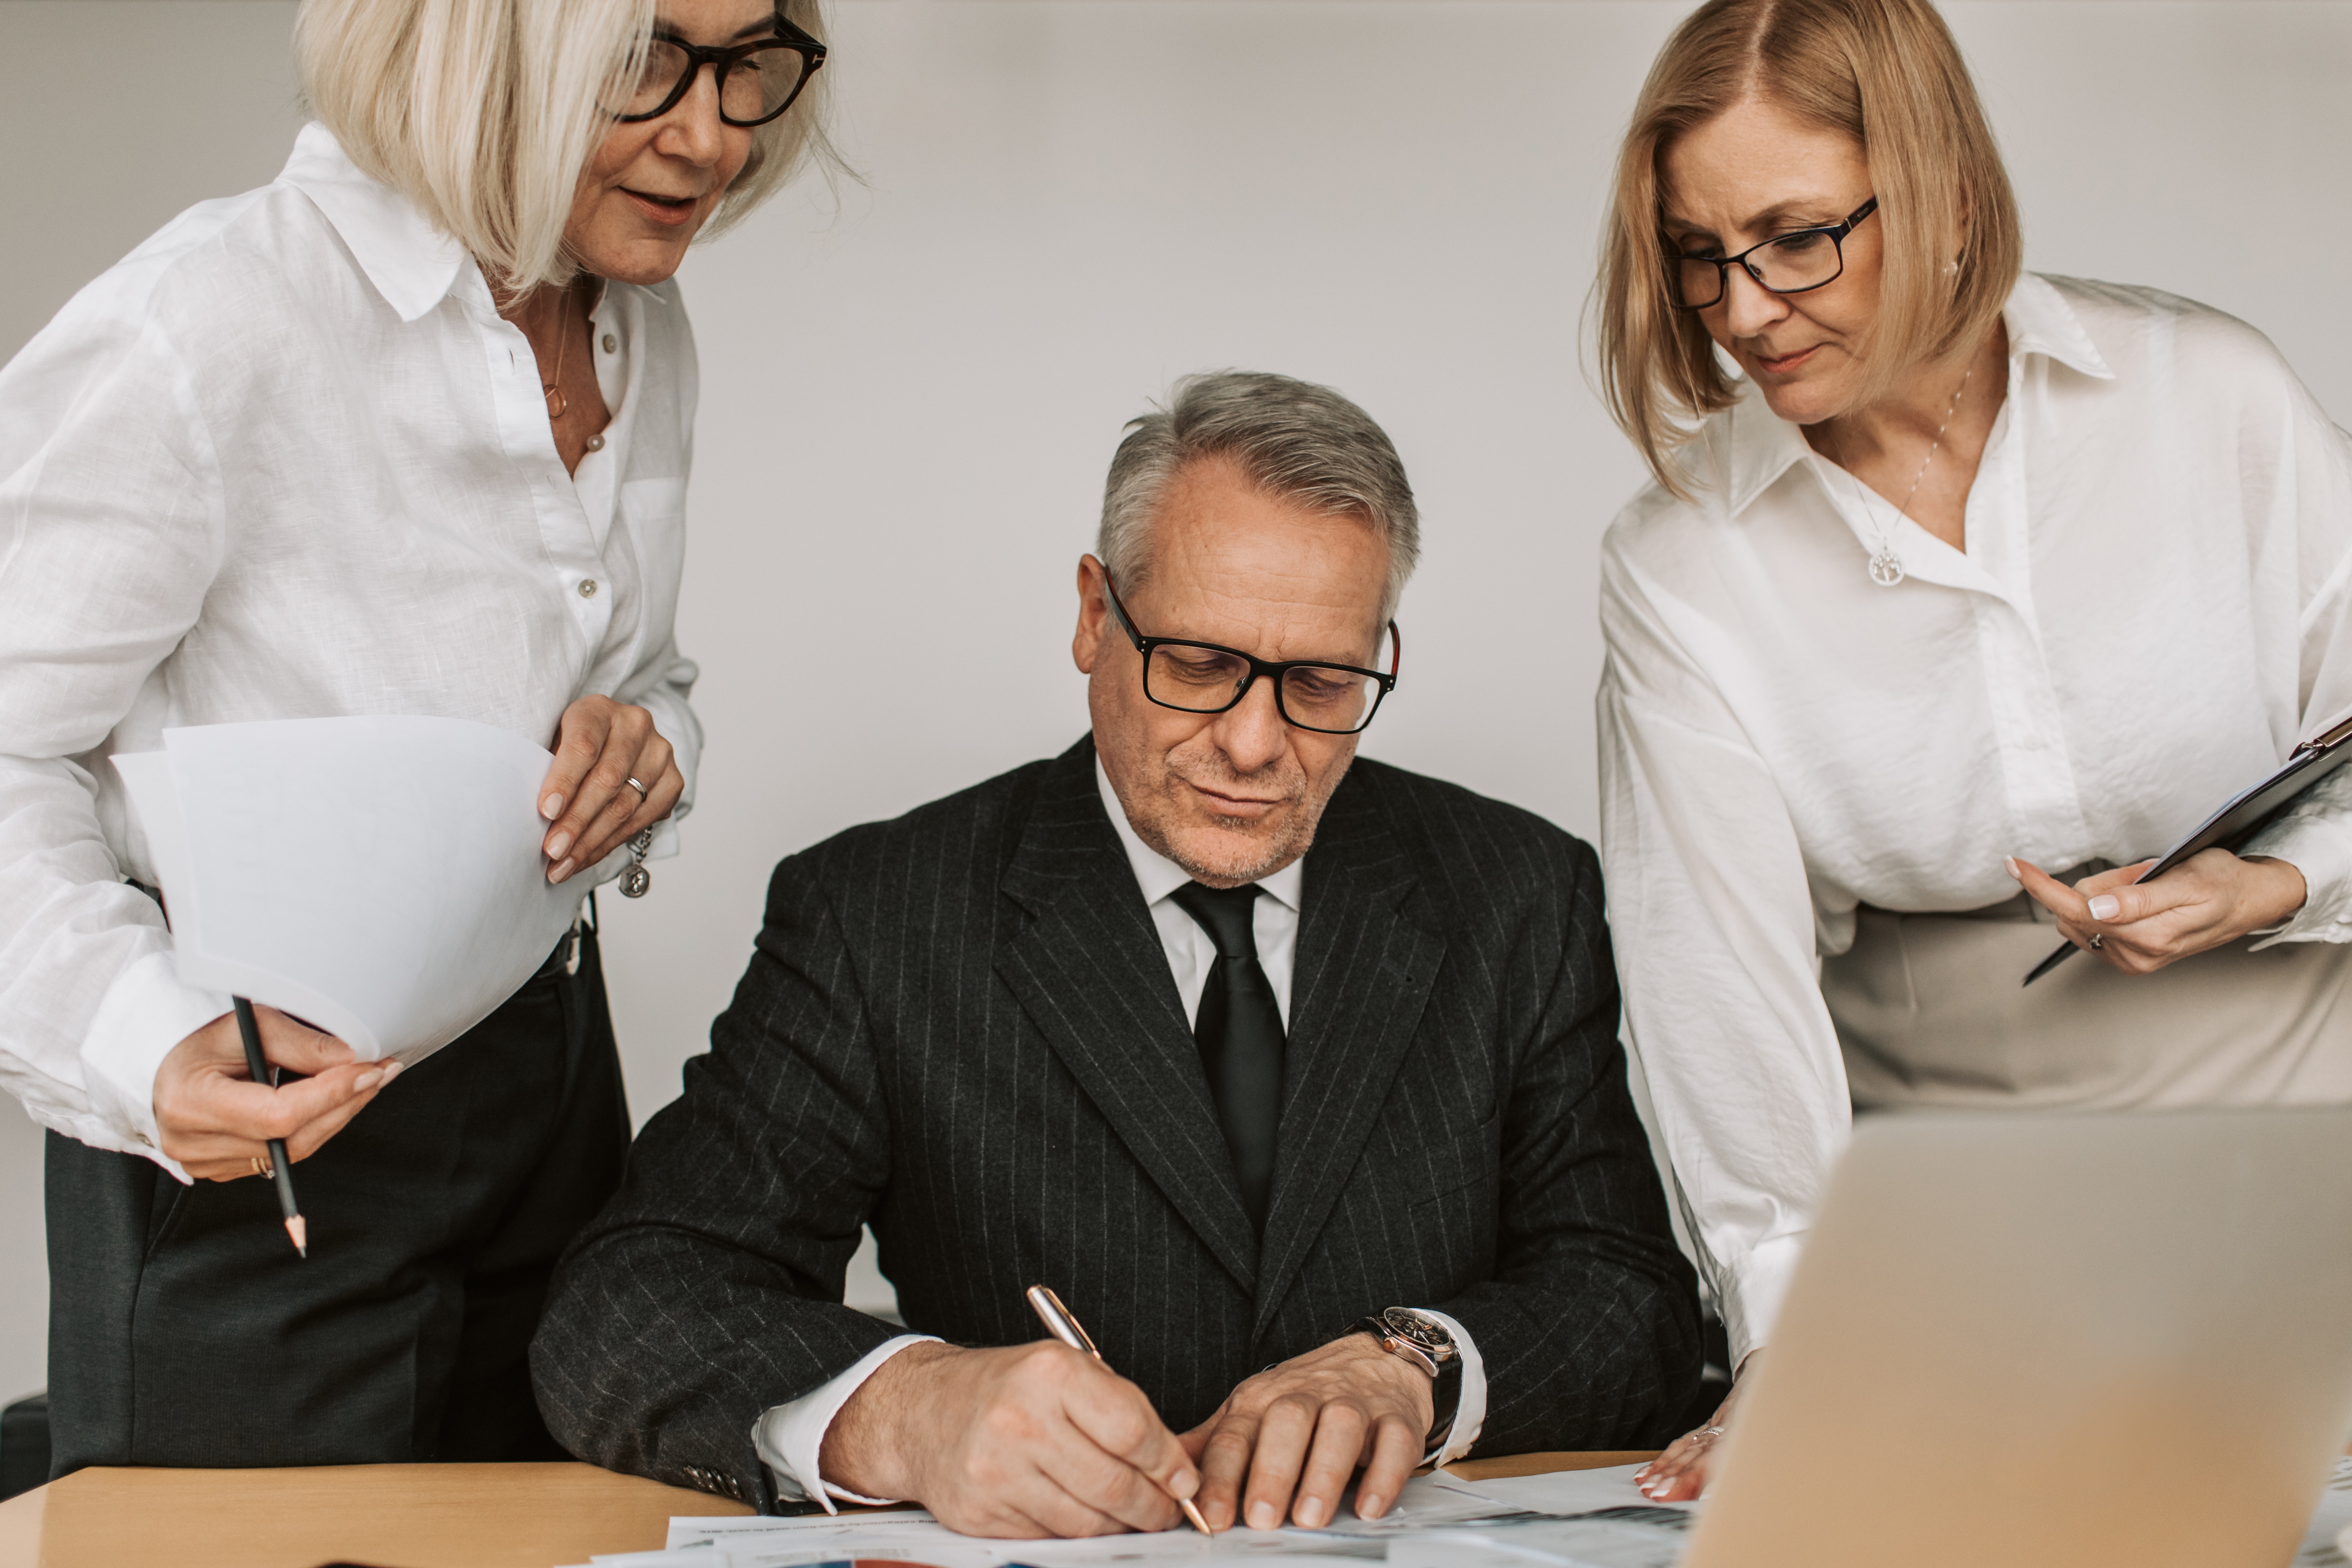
[
  {"x1": 1597, "y1": 273, "x2": 2352, "y2": 1362},
  {"x1": 0, "y1": 124, "x2": 704, "y2": 1177}
]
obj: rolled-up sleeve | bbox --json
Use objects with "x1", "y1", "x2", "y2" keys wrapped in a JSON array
[
  {"x1": 2240, "y1": 350, "x2": 2352, "y2": 943},
  {"x1": 1596, "y1": 539, "x2": 1850, "y2": 1364},
  {"x1": 0, "y1": 296, "x2": 230, "y2": 1175}
]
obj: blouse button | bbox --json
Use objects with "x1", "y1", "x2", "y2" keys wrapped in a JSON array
[
  {"x1": 602, "y1": 334, "x2": 618, "y2": 353},
  {"x1": 578, "y1": 579, "x2": 599, "y2": 598},
  {"x1": 584, "y1": 434, "x2": 605, "y2": 452}
]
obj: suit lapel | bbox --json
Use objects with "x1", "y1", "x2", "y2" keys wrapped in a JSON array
[
  {"x1": 1253, "y1": 771, "x2": 1445, "y2": 1338},
  {"x1": 996, "y1": 744, "x2": 1261, "y2": 1294}
]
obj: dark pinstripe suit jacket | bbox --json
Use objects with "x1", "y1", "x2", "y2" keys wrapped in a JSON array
[{"x1": 533, "y1": 737, "x2": 1700, "y2": 1506}]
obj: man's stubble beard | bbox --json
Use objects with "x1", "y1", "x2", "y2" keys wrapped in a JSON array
[{"x1": 1125, "y1": 739, "x2": 1352, "y2": 887}]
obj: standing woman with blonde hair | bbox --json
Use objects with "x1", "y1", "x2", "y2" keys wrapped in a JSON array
[
  {"x1": 0, "y1": 0, "x2": 834, "y2": 1473},
  {"x1": 1591, "y1": 0, "x2": 2352, "y2": 1497}
]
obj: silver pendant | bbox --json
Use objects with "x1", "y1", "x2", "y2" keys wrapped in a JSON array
[
  {"x1": 1868, "y1": 548, "x2": 1906, "y2": 587},
  {"x1": 621, "y1": 862, "x2": 651, "y2": 898}
]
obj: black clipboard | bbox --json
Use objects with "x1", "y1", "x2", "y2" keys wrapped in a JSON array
[{"x1": 2023, "y1": 710, "x2": 2352, "y2": 984}]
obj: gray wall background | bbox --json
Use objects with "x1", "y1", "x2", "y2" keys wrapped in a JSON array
[{"x1": 2, "y1": 0, "x2": 2348, "y2": 1409}]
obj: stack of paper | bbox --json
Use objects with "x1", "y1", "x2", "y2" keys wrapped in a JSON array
[{"x1": 115, "y1": 715, "x2": 583, "y2": 1064}]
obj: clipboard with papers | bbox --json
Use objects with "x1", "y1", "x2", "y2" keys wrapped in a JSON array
[{"x1": 2024, "y1": 709, "x2": 2352, "y2": 984}]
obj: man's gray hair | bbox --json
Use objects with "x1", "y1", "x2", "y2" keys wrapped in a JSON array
[{"x1": 1098, "y1": 371, "x2": 1420, "y2": 624}]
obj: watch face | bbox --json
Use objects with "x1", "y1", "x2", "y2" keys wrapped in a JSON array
[{"x1": 1379, "y1": 1307, "x2": 1453, "y2": 1356}]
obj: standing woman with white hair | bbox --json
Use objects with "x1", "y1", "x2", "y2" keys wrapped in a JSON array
[
  {"x1": 1589, "y1": 0, "x2": 2352, "y2": 1498},
  {"x1": 0, "y1": 0, "x2": 835, "y2": 1472}
]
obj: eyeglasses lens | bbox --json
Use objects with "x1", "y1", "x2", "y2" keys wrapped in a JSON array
[
  {"x1": 1143, "y1": 646, "x2": 1378, "y2": 733},
  {"x1": 620, "y1": 39, "x2": 809, "y2": 123},
  {"x1": 1674, "y1": 228, "x2": 1845, "y2": 309},
  {"x1": 725, "y1": 45, "x2": 809, "y2": 121}
]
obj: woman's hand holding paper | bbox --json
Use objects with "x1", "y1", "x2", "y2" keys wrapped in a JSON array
[
  {"x1": 537, "y1": 696, "x2": 684, "y2": 884},
  {"x1": 155, "y1": 1005, "x2": 398, "y2": 1181},
  {"x1": 2007, "y1": 851, "x2": 2308, "y2": 974}
]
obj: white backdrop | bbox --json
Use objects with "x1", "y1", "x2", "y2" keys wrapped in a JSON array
[{"x1": 2, "y1": 0, "x2": 2348, "y2": 1409}]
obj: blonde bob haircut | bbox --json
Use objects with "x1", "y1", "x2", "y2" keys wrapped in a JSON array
[
  {"x1": 297, "y1": 0, "x2": 840, "y2": 294},
  {"x1": 1594, "y1": 0, "x2": 2022, "y2": 497}
]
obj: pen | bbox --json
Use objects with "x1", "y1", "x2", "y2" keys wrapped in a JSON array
[
  {"x1": 232, "y1": 996, "x2": 308, "y2": 1257},
  {"x1": 1025, "y1": 1284, "x2": 1212, "y2": 1534}
]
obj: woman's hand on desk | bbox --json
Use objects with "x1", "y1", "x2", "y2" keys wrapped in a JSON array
[
  {"x1": 537, "y1": 696, "x2": 684, "y2": 884},
  {"x1": 155, "y1": 1005, "x2": 398, "y2": 1180},
  {"x1": 1633, "y1": 1372, "x2": 1742, "y2": 1503},
  {"x1": 2007, "y1": 851, "x2": 2308, "y2": 973}
]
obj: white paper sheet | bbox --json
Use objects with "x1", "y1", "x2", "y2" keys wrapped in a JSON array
[{"x1": 114, "y1": 715, "x2": 581, "y2": 1063}]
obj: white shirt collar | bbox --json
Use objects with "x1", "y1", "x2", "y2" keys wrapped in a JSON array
[
  {"x1": 278, "y1": 122, "x2": 470, "y2": 323},
  {"x1": 1721, "y1": 270, "x2": 2118, "y2": 519},
  {"x1": 1095, "y1": 756, "x2": 1304, "y2": 913}
]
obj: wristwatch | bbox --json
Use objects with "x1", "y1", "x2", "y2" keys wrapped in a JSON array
[{"x1": 1348, "y1": 1307, "x2": 1463, "y2": 1458}]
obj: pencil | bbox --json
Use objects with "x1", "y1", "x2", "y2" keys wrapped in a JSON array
[
  {"x1": 1025, "y1": 1284, "x2": 1212, "y2": 1534},
  {"x1": 232, "y1": 996, "x2": 308, "y2": 1257}
]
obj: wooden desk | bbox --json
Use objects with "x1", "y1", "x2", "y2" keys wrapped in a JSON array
[{"x1": 0, "y1": 1452, "x2": 1656, "y2": 1568}]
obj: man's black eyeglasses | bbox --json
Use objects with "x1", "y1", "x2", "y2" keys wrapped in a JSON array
[
  {"x1": 1102, "y1": 571, "x2": 1400, "y2": 736},
  {"x1": 614, "y1": 12, "x2": 826, "y2": 128},
  {"x1": 1671, "y1": 196, "x2": 1878, "y2": 310}
]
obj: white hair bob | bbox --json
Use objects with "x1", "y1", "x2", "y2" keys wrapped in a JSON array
[{"x1": 296, "y1": 0, "x2": 839, "y2": 293}]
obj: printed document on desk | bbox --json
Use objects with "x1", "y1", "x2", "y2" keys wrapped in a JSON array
[{"x1": 114, "y1": 715, "x2": 581, "y2": 1065}]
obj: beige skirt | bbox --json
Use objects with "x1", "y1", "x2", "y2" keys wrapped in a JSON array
[{"x1": 1821, "y1": 886, "x2": 2352, "y2": 1112}]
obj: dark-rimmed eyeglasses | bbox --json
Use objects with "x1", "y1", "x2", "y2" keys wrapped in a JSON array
[
  {"x1": 1670, "y1": 196, "x2": 1878, "y2": 310},
  {"x1": 1103, "y1": 571, "x2": 1400, "y2": 736},
  {"x1": 613, "y1": 12, "x2": 827, "y2": 128}
]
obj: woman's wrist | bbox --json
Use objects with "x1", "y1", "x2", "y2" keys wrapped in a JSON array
[{"x1": 2240, "y1": 855, "x2": 2309, "y2": 931}]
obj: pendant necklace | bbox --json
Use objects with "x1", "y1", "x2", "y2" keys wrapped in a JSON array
[
  {"x1": 541, "y1": 285, "x2": 573, "y2": 420},
  {"x1": 1836, "y1": 358, "x2": 1975, "y2": 588}
]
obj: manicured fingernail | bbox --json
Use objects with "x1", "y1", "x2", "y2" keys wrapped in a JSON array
[
  {"x1": 542, "y1": 793, "x2": 565, "y2": 820},
  {"x1": 549, "y1": 858, "x2": 575, "y2": 884},
  {"x1": 2087, "y1": 895, "x2": 2120, "y2": 920},
  {"x1": 1358, "y1": 1494, "x2": 1384, "y2": 1518},
  {"x1": 1248, "y1": 1502, "x2": 1276, "y2": 1530},
  {"x1": 546, "y1": 830, "x2": 573, "y2": 861},
  {"x1": 381, "y1": 1061, "x2": 403, "y2": 1080},
  {"x1": 2004, "y1": 856, "x2": 2020, "y2": 880},
  {"x1": 1172, "y1": 1471, "x2": 1199, "y2": 1499},
  {"x1": 354, "y1": 1070, "x2": 383, "y2": 1092},
  {"x1": 1297, "y1": 1498, "x2": 1325, "y2": 1528}
]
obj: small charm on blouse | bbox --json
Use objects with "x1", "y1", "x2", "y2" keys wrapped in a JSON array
[
  {"x1": 620, "y1": 826, "x2": 655, "y2": 898},
  {"x1": 1868, "y1": 548, "x2": 1906, "y2": 587}
]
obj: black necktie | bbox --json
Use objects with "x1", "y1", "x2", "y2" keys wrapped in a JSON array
[{"x1": 1168, "y1": 881, "x2": 1285, "y2": 1232}]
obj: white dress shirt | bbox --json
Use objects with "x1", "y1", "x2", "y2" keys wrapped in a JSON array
[
  {"x1": 1598, "y1": 273, "x2": 2352, "y2": 1364},
  {"x1": 0, "y1": 124, "x2": 702, "y2": 1179},
  {"x1": 753, "y1": 758, "x2": 1487, "y2": 1508}
]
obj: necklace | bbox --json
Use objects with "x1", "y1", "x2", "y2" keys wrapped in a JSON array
[
  {"x1": 1834, "y1": 359, "x2": 1975, "y2": 588},
  {"x1": 540, "y1": 285, "x2": 573, "y2": 420}
]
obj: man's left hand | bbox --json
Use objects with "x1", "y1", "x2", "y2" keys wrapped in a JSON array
[{"x1": 1184, "y1": 1333, "x2": 1432, "y2": 1532}]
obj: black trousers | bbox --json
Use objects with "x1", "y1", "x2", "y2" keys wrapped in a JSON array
[{"x1": 43, "y1": 923, "x2": 629, "y2": 1474}]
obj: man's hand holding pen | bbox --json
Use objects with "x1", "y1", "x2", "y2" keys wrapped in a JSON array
[{"x1": 818, "y1": 1339, "x2": 1202, "y2": 1538}]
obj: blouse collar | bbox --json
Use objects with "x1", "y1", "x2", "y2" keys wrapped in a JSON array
[
  {"x1": 277, "y1": 122, "x2": 470, "y2": 323},
  {"x1": 1720, "y1": 271, "x2": 2117, "y2": 519}
]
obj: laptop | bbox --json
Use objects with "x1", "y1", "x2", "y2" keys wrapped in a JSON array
[{"x1": 1684, "y1": 1105, "x2": 2352, "y2": 1568}]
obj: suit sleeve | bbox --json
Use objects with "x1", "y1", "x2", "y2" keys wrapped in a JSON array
[
  {"x1": 532, "y1": 847, "x2": 900, "y2": 1502},
  {"x1": 1422, "y1": 833, "x2": 1703, "y2": 1452}
]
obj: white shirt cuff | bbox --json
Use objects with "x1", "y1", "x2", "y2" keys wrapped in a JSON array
[
  {"x1": 1720, "y1": 1235, "x2": 1805, "y2": 1367},
  {"x1": 1419, "y1": 1309, "x2": 1485, "y2": 1466},
  {"x1": 753, "y1": 1333, "x2": 941, "y2": 1509},
  {"x1": 80, "y1": 949, "x2": 229, "y2": 1183}
]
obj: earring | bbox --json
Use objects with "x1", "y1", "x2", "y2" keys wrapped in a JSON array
[{"x1": 1945, "y1": 258, "x2": 1961, "y2": 276}]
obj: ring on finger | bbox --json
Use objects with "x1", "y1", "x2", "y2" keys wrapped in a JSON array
[
  {"x1": 252, "y1": 1154, "x2": 273, "y2": 1179},
  {"x1": 2089, "y1": 932, "x2": 2105, "y2": 951},
  {"x1": 625, "y1": 776, "x2": 649, "y2": 802}
]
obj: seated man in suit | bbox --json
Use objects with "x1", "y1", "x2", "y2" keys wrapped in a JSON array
[{"x1": 533, "y1": 371, "x2": 1700, "y2": 1536}]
